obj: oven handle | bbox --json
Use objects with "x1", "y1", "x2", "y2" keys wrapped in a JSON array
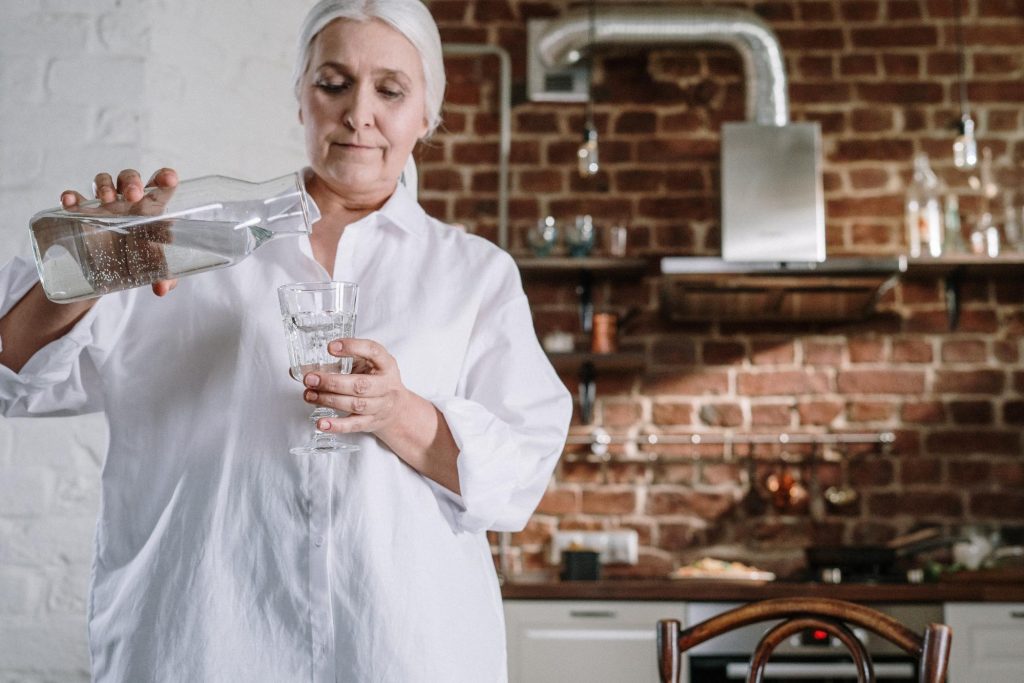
[{"x1": 725, "y1": 661, "x2": 915, "y2": 679}]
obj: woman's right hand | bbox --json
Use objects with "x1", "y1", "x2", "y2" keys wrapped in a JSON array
[{"x1": 59, "y1": 168, "x2": 182, "y2": 297}]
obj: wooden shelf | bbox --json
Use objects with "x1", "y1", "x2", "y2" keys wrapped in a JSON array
[
  {"x1": 547, "y1": 349, "x2": 646, "y2": 374},
  {"x1": 903, "y1": 253, "x2": 1024, "y2": 277},
  {"x1": 515, "y1": 256, "x2": 649, "y2": 275}
]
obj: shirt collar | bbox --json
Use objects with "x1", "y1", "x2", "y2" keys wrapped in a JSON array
[
  {"x1": 302, "y1": 168, "x2": 427, "y2": 240},
  {"x1": 376, "y1": 180, "x2": 428, "y2": 239}
]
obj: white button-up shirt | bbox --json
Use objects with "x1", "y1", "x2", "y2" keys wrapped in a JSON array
[{"x1": 0, "y1": 181, "x2": 572, "y2": 682}]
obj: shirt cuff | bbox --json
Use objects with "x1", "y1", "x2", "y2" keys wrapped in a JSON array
[{"x1": 429, "y1": 396, "x2": 522, "y2": 534}]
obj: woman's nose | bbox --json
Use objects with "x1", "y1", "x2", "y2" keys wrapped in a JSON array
[{"x1": 343, "y1": 89, "x2": 374, "y2": 129}]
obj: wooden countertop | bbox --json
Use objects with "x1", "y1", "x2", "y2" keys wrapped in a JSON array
[{"x1": 501, "y1": 578, "x2": 1024, "y2": 603}]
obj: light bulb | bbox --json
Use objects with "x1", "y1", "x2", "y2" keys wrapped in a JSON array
[
  {"x1": 577, "y1": 126, "x2": 599, "y2": 178},
  {"x1": 953, "y1": 114, "x2": 978, "y2": 169}
]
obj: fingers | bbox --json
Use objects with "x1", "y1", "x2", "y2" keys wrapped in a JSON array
[
  {"x1": 303, "y1": 389, "x2": 386, "y2": 416},
  {"x1": 93, "y1": 172, "x2": 116, "y2": 203},
  {"x1": 328, "y1": 338, "x2": 395, "y2": 373},
  {"x1": 146, "y1": 167, "x2": 179, "y2": 189},
  {"x1": 116, "y1": 169, "x2": 145, "y2": 202},
  {"x1": 60, "y1": 190, "x2": 88, "y2": 208},
  {"x1": 305, "y1": 370, "x2": 379, "y2": 397},
  {"x1": 151, "y1": 279, "x2": 179, "y2": 297}
]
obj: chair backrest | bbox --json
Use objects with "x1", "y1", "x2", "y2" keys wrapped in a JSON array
[{"x1": 657, "y1": 597, "x2": 952, "y2": 683}]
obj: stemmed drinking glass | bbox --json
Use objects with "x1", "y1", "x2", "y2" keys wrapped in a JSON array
[{"x1": 278, "y1": 281, "x2": 359, "y2": 455}]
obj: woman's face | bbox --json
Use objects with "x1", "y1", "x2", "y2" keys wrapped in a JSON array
[{"x1": 299, "y1": 18, "x2": 428, "y2": 204}]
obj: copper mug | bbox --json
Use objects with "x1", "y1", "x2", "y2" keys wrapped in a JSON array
[{"x1": 591, "y1": 313, "x2": 618, "y2": 353}]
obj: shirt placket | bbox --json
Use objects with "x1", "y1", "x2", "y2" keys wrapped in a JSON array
[{"x1": 307, "y1": 451, "x2": 335, "y2": 683}]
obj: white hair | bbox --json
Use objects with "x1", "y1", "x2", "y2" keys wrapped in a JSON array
[{"x1": 293, "y1": 0, "x2": 445, "y2": 138}]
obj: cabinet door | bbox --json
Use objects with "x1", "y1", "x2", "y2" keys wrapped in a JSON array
[
  {"x1": 945, "y1": 602, "x2": 1024, "y2": 683},
  {"x1": 504, "y1": 600, "x2": 685, "y2": 683}
]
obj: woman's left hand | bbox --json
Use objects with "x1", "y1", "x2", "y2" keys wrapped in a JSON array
[{"x1": 302, "y1": 338, "x2": 409, "y2": 435}]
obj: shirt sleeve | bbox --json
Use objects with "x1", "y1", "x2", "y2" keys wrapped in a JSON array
[
  {"x1": 430, "y1": 254, "x2": 572, "y2": 534},
  {"x1": 0, "y1": 255, "x2": 113, "y2": 417}
]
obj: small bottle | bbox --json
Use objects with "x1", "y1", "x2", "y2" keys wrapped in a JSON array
[
  {"x1": 30, "y1": 173, "x2": 318, "y2": 303},
  {"x1": 577, "y1": 125, "x2": 599, "y2": 178},
  {"x1": 943, "y1": 194, "x2": 963, "y2": 253},
  {"x1": 905, "y1": 152, "x2": 943, "y2": 257},
  {"x1": 969, "y1": 212, "x2": 1000, "y2": 257}
]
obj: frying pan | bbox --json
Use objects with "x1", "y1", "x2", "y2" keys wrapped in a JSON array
[{"x1": 804, "y1": 528, "x2": 948, "y2": 573}]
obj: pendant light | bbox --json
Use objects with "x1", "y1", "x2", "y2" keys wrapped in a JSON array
[
  {"x1": 952, "y1": 0, "x2": 977, "y2": 169},
  {"x1": 577, "y1": 0, "x2": 600, "y2": 177}
]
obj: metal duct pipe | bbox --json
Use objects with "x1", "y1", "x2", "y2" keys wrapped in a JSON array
[{"x1": 536, "y1": 5, "x2": 789, "y2": 126}]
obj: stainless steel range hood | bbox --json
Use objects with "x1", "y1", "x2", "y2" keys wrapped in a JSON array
[{"x1": 659, "y1": 257, "x2": 907, "y2": 322}]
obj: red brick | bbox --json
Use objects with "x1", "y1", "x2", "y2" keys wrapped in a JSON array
[
  {"x1": 949, "y1": 400, "x2": 995, "y2": 425},
  {"x1": 751, "y1": 403, "x2": 793, "y2": 426},
  {"x1": 840, "y1": 54, "x2": 878, "y2": 76},
  {"x1": 941, "y1": 340, "x2": 988, "y2": 363},
  {"x1": 776, "y1": 28, "x2": 845, "y2": 51},
  {"x1": 472, "y1": 0, "x2": 514, "y2": 21},
  {"x1": 851, "y1": 26, "x2": 938, "y2": 48},
  {"x1": 968, "y1": 80, "x2": 1024, "y2": 102},
  {"x1": 751, "y1": 339, "x2": 796, "y2": 365},
  {"x1": 868, "y1": 491, "x2": 962, "y2": 517},
  {"x1": 703, "y1": 341, "x2": 746, "y2": 365},
  {"x1": 798, "y1": 55, "x2": 835, "y2": 79},
  {"x1": 901, "y1": 401, "x2": 945, "y2": 423},
  {"x1": 664, "y1": 169, "x2": 706, "y2": 192},
  {"x1": 652, "y1": 402, "x2": 694, "y2": 426},
  {"x1": 789, "y1": 82, "x2": 853, "y2": 104},
  {"x1": 428, "y1": 0, "x2": 468, "y2": 21},
  {"x1": 615, "y1": 110, "x2": 657, "y2": 134},
  {"x1": 582, "y1": 488, "x2": 638, "y2": 514},
  {"x1": 799, "y1": 1, "x2": 835, "y2": 21},
  {"x1": 601, "y1": 401, "x2": 642, "y2": 429},
  {"x1": 518, "y1": 169, "x2": 563, "y2": 193},
  {"x1": 803, "y1": 340, "x2": 843, "y2": 365},
  {"x1": 651, "y1": 338, "x2": 697, "y2": 367},
  {"x1": 700, "y1": 464, "x2": 742, "y2": 487},
  {"x1": 974, "y1": 52, "x2": 1024, "y2": 75},
  {"x1": 992, "y1": 461, "x2": 1024, "y2": 486},
  {"x1": 850, "y1": 459, "x2": 894, "y2": 486},
  {"x1": 797, "y1": 401, "x2": 843, "y2": 426},
  {"x1": 905, "y1": 311, "x2": 952, "y2": 333},
  {"x1": 1004, "y1": 401, "x2": 1024, "y2": 425},
  {"x1": 857, "y1": 82, "x2": 944, "y2": 104},
  {"x1": 658, "y1": 522, "x2": 700, "y2": 550},
  {"x1": 643, "y1": 371, "x2": 729, "y2": 396},
  {"x1": 964, "y1": 25, "x2": 1024, "y2": 47},
  {"x1": 988, "y1": 109, "x2": 1023, "y2": 132},
  {"x1": 841, "y1": 1, "x2": 881, "y2": 21},
  {"x1": 948, "y1": 460, "x2": 993, "y2": 485},
  {"x1": 635, "y1": 138, "x2": 719, "y2": 163},
  {"x1": 536, "y1": 488, "x2": 580, "y2": 515},
  {"x1": 739, "y1": 371, "x2": 829, "y2": 396},
  {"x1": 926, "y1": 52, "x2": 959, "y2": 76},
  {"x1": 847, "y1": 401, "x2": 894, "y2": 421},
  {"x1": 970, "y1": 493, "x2": 1024, "y2": 519},
  {"x1": 933, "y1": 370, "x2": 1005, "y2": 395},
  {"x1": 849, "y1": 337, "x2": 886, "y2": 362},
  {"x1": 830, "y1": 139, "x2": 914, "y2": 162},
  {"x1": 993, "y1": 341, "x2": 1019, "y2": 364},
  {"x1": 647, "y1": 488, "x2": 736, "y2": 519},
  {"x1": 653, "y1": 462, "x2": 696, "y2": 485},
  {"x1": 888, "y1": 0, "x2": 923, "y2": 19},
  {"x1": 892, "y1": 339, "x2": 933, "y2": 363},
  {"x1": 697, "y1": 402, "x2": 743, "y2": 427},
  {"x1": 925, "y1": 430, "x2": 1020, "y2": 455},
  {"x1": 849, "y1": 167, "x2": 891, "y2": 188},
  {"x1": 837, "y1": 370, "x2": 925, "y2": 394},
  {"x1": 901, "y1": 458, "x2": 942, "y2": 485},
  {"x1": 421, "y1": 168, "x2": 463, "y2": 192}
]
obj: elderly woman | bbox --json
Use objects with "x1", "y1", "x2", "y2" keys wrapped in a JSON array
[{"x1": 0, "y1": 1, "x2": 571, "y2": 681}]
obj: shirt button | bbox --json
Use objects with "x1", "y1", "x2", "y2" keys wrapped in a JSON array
[{"x1": 314, "y1": 535, "x2": 324, "y2": 547}]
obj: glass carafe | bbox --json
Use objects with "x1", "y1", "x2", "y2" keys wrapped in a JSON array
[{"x1": 30, "y1": 173, "x2": 319, "y2": 303}]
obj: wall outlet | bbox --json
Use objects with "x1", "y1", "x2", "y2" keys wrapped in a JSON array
[{"x1": 549, "y1": 530, "x2": 639, "y2": 566}]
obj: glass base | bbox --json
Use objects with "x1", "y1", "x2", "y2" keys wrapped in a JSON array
[
  {"x1": 290, "y1": 431, "x2": 358, "y2": 455},
  {"x1": 290, "y1": 408, "x2": 359, "y2": 455},
  {"x1": 290, "y1": 442, "x2": 359, "y2": 456}
]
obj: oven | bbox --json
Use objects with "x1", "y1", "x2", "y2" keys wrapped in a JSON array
[{"x1": 684, "y1": 602, "x2": 942, "y2": 682}]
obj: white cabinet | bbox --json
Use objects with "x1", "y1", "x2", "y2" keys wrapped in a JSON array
[
  {"x1": 945, "y1": 602, "x2": 1024, "y2": 683},
  {"x1": 504, "y1": 600, "x2": 684, "y2": 683}
]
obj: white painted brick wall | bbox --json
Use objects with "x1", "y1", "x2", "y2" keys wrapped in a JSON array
[{"x1": 1, "y1": 1, "x2": 312, "y2": 679}]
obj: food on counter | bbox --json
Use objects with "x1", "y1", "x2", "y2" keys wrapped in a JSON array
[{"x1": 669, "y1": 557, "x2": 776, "y2": 581}]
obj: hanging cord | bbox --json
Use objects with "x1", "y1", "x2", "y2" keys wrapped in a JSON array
[
  {"x1": 953, "y1": 0, "x2": 969, "y2": 119},
  {"x1": 585, "y1": 0, "x2": 597, "y2": 130}
]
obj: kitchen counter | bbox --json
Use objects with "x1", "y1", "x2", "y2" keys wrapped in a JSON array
[{"x1": 501, "y1": 577, "x2": 1024, "y2": 603}]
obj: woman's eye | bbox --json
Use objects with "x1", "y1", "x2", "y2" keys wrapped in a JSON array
[
  {"x1": 315, "y1": 81, "x2": 347, "y2": 93},
  {"x1": 379, "y1": 86, "x2": 403, "y2": 100}
]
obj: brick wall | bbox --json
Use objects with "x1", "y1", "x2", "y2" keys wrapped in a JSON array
[
  {"x1": 0, "y1": 1, "x2": 306, "y2": 679},
  {"x1": 418, "y1": 0, "x2": 1024, "y2": 576}
]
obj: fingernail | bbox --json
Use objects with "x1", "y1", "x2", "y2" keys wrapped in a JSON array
[
  {"x1": 318, "y1": 419, "x2": 331, "y2": 431},
  {"x1": 304, "y1": 390, "x2": 318, "y2": 402},
  {"x1": 61, "y1": 193, "x2": 74, "y2": 206},
  {"x1": 329, "y1": 341, "x2": 343, "y2": 354},
  {"x1": 305, "y1": 374, "x2": 320, "y2": 387}
]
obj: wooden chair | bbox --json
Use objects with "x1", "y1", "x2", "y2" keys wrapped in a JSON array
[{"x1": 657, "y1": 597, "x2": 952, "y2": 683}]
